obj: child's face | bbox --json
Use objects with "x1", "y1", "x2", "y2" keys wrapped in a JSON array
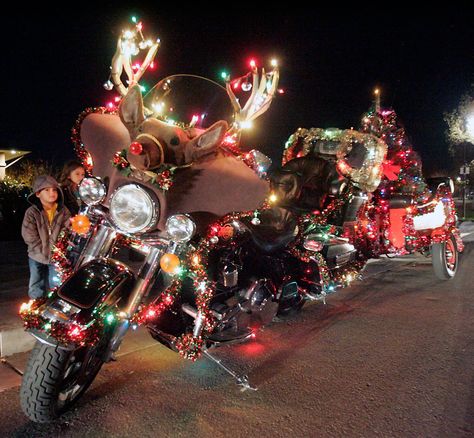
[
  {"x1": 70, "y1": 167, "x2": 85, "y2": 185},
  {"x1": 36, "y1": 187, "x2": 58, "y2": 205}
]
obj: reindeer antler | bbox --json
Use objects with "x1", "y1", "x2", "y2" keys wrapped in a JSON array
[
  {"x1": 105, "y1": 21, "x2": 160, "y2": 97},
  {"x1": 226, "y1": 60, "x2": 279, "y2": 130}
]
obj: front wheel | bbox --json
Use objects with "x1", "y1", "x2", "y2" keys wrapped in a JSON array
[
  {"x1": 432, "y1": 235, "x2": 458, "y2": 280},
  {"x1": 20, "y1": 341, "x2": 104, "y2": 423}
]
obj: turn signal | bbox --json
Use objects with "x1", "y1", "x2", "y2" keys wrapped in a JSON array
[
  {"x1": 160, "y1": 253, "x2": 180, "y2": 274},
  {"x1": 71, "y1": 214, "x2": 91, "y2": 235}
]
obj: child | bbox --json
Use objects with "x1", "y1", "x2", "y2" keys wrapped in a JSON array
[
  {"x1": 59, "y1": 160, "x2": 85, "y2": 215},
  {"x1": 21, "y1": 175, "x2": 71, "y2": 299}
]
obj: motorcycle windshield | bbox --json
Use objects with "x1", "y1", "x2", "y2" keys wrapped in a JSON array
[{"x1": 143, "y1": 74, "x2": 235, "y2": 129}]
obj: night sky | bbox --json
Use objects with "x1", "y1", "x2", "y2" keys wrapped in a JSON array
[{"x1": 2, "y1": 9, "x2": 473, "y2": 175}]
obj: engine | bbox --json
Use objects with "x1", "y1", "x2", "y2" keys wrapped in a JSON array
[{"x1": 208, "y1": 278, "x2": 279, "y2": 344}]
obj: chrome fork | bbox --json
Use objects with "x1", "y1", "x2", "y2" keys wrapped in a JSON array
[{"x1": 78, "y1": 223, "x2": 117, "y2": 267}]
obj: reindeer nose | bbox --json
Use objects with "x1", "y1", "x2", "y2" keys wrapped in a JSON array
[{"x1": 129, "y1": 141, "x2": 143, "y2": 155}]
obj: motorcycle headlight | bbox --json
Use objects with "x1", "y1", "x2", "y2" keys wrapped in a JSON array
[
  {"x1": 165, "y1": 214, "x2": 196, "y2": 242},
  {"x1": 109, "y1": 184, "x2": 159, "y2": 234},
  {"x1": 78, "y1": 177, "x2": 107, "y2": 206}
]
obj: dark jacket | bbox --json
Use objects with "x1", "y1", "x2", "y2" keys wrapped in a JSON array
[
  {"x1": 21, "y1": 183, "x2": 71, "y2": 264},
  {"x1": 61, "y1": 184, "x2": 82, "y2": 216}
]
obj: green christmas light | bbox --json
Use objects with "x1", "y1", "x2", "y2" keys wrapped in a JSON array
[
  {"x1": 174, "y1": 266, "x2": 186, "y2": 276},
  {"x1": 132, "y1": 16, "x2": 138, "y2": 23},
  {"x1": 105, "y1": 313, "x2": 115, "y2": 325}
]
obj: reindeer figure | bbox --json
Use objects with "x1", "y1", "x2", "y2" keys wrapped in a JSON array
[{"x1": 79, "y1": 29, "x2": 279, "y2": 230}]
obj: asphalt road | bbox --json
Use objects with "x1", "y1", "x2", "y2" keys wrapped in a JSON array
[{"x1": 0, "y1": 245, "x2": 473, "y2": 437}]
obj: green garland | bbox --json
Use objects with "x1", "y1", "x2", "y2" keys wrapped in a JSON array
[{"x1": 112, "y1": 149, "x2": 179, "y2": 191}]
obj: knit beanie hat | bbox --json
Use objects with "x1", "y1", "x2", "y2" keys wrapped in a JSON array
[{"x1": 32, "y1": 175, "x2": 60, "y2": 193}]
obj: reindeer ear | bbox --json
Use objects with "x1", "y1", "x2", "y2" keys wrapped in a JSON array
[
  {"x1": 119, "y1": 85, "x2": 145, "y2": 133},
  {"x1": 185, "y1": 120, "x2": 228, "y2": 163},
  {"x1": 197, "y1": 121, "x2": 228, "y2": 148}
]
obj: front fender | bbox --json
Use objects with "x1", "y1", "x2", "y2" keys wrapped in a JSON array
[
  {"x1": 58, "y1": 258, "x2": 135, "y2": 309},
  {"x1": 21, "y1": 259, "x2": 135, "y2": 350}
]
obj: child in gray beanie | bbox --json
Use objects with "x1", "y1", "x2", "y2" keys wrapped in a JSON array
[{"x1": 21, "y1": 175, "x2": 71, "y2": 298}]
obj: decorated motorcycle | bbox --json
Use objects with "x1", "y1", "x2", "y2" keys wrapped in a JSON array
[
  {"x1": 18, "y1": 20, "x2": 463, "y2": 423},
  {"x1": 19, "y1": 20, "x2": 277, "y2": 423},
  {"x1": 281, "y1": 113, "x2": 464, "y2": 281}
]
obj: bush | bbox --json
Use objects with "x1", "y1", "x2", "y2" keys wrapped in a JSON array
[
  {"x1": 7, "y1": 160, "x2": 55, "y2": 187},
  {"x1": 0, "y1": 177, "x2": 30, "y2": 240}
]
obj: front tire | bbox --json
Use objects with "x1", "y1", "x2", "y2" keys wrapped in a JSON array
[
  {"x1": 432, "y1": 235, "x2": 458, "y2": 280},
  {"x1": 20, "y1": 341, "x2": 104, "y2": 423}
]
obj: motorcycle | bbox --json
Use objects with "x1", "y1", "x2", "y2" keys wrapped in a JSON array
[
  {"x1": 19, "y1": 22, "x2": 464, "y2": 423},
  {"x1": 280, "y1": 126, "x2": 464, "y2": 280},
  {"x1": 19, "y1": 24, "x2": 279, "y2": 423}
]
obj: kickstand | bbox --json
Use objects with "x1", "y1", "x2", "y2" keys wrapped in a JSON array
[{"x1": 202, "y1": 350, "x2": 257, "y2": 392}]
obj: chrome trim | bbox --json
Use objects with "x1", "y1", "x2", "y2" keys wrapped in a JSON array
[
  {"x1": 123, "y1": 245, "x2": 164, "y2": 316},
  {"x1": 181, "y1": 303, "x2": 198, "y2": 319},
  {"x1": 78, "y1": 224, "x2": 117, "y2": 267}
]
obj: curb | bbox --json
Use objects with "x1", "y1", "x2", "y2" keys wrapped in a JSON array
[{"x1": 0, "y1": 327, "x2": 36, "y2": 358}]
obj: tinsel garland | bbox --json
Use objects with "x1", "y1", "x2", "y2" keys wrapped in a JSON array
[
  {"x1": 290, "y1": 189, "x2": 352, "y2": 259},
  {"x1": 354, "y1": 193, "x2": 405, "y2": 256},
  {"x1": 131, "y1": 280, "x2": 181, "y2": 325},
  {"x1": 360, "y1": 107, "x2": 429, "y2": 201},
  {"x1": 403, "y1": 187, "x2": 464, "y2": 252},
  {"x1": 282, "y1": 127, "x2": 386, "y2": 192},
  {"x1": 283, "y1": 127, "x2": 338, "y2": 164},
  {"x1": 19, "y1": 298, "x2": 103, "y2": 347},
  {"x1": 71, "y1": 107, "x2": 117, "y2": 173},
  {"x1": 175, "y1": 333, "x2": 203, "y2": 360},
  {"x1": 51, "y1": 229, "x2": 74, "y2": 283}
]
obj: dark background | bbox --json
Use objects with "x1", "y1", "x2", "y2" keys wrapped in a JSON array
[{"x1": 2, "y1": 8, "x2": 474, "y2": 175}]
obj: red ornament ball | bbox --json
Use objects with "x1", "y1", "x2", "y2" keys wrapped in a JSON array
[{"x1": 129, "y1": 142, "x2": 143, "y2": 155}]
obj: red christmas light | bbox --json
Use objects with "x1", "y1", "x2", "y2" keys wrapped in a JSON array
[{"x1": 68, "y1": 324, "x2": 85, "y2": 342}]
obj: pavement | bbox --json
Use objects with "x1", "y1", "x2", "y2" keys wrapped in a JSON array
[{"x1": 1, "y1": 221, "x2": 473, "y2": 394}]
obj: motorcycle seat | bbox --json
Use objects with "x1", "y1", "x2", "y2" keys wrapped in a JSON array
[{"x1": 245, "y1": 207, "x2": 298, "y2": 253}]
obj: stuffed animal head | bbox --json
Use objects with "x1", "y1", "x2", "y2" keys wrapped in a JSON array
[{"x1": 119, "y1": 85, "x2": 228, "y2": 169}]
